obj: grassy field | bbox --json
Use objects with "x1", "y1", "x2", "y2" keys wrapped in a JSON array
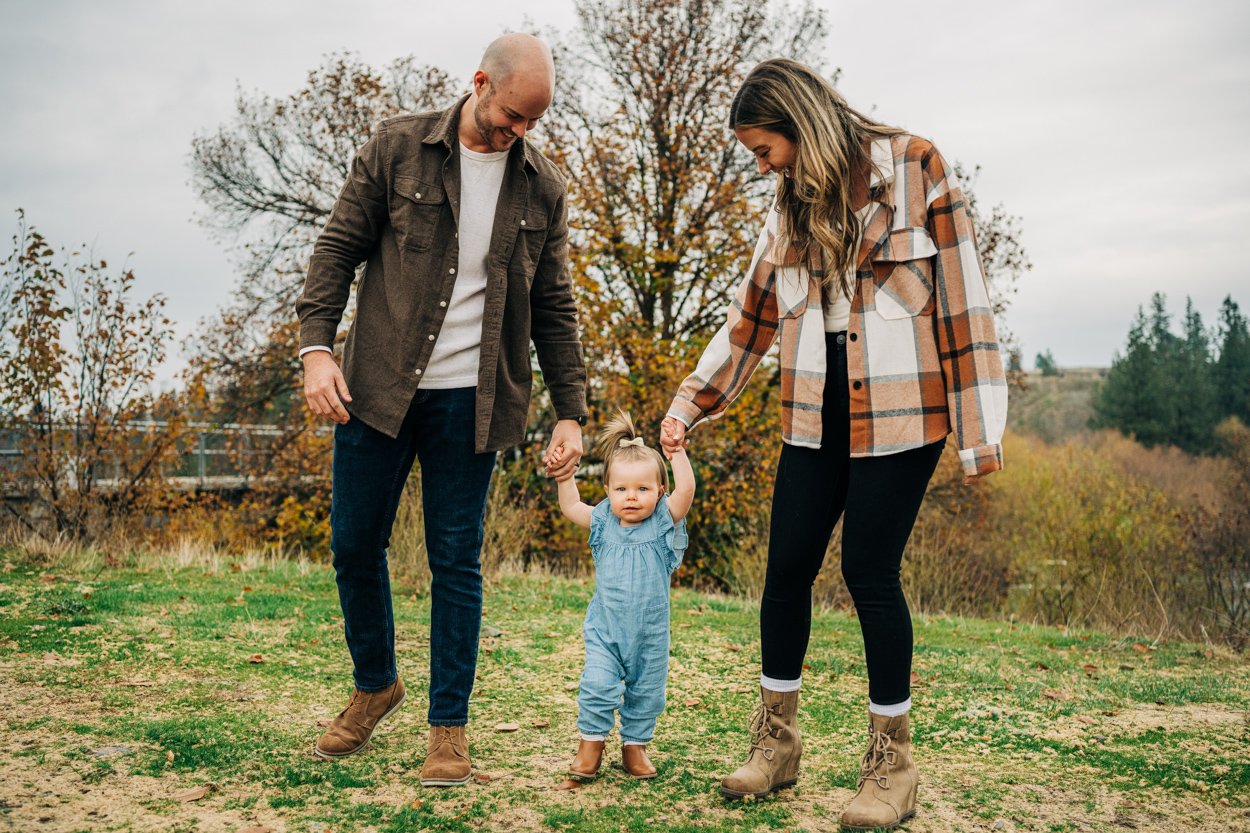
[
  {"x1": 1006, "y1": 370, "x2": 1104, "y2": 444},
  {"x1": 1, "y1": 547, "x2": 1247, "y2": 833}
]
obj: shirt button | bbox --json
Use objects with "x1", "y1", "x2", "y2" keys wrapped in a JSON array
[
  {"x1": 427, "y1": 334, "x2": 435, "y2": 341},
  {"x1": 850, "y1": 332, "x2": 858, "y2": 341},
  {"x1": 439, "y1": 300, "x2": 447, "y2": 307},
  {"x1": 520, "y1": 219, "x2": 527, "y2": 226},
  {"x1": 415, "y1": 192, "x2": 422, "y2": 199},
  {"x1": 414, "y1": 368, "x2": 423, "y2": 376},
  {"x1": 853, "y1": 381, "x2": 863, "y2": 390},
  {"x1": 449, "y1": 268, "x2": 456, "y2": 274}
]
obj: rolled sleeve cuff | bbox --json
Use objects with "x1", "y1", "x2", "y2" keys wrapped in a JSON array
[
  {"x1": 665, "y1": 397, "x2": 702, "y2": 429},
  {"x1": 959, "y1": 443, "x2": 1003, "y2": 478}
]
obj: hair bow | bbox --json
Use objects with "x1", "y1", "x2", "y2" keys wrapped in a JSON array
[{"x1": 618, "y1": 437, "x2": 645, "y2": 449}]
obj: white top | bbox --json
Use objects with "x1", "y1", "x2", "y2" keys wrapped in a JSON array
[
  {"x1": 419, "y1": 142, "x2": 509, "y2": 389},
  {"x1": 822, "y1": 204, "x2": 870, "y2": 333}
]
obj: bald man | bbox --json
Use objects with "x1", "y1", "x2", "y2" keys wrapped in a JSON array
[{"x1": 296, "y1": 33, "x2": 587, "y2": 786}]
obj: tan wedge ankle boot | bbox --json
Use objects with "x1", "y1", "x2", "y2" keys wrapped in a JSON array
[
  {"x1": 719, "y1": 687, "x2": 802, "y2": 800},
  {"x1": 840, "y1": 712, "x2": 917, "y2": 831}
]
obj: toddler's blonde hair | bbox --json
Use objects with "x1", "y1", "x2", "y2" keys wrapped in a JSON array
[{"x1": 595, "y1": 410, "x2": 669, "y2": 493}]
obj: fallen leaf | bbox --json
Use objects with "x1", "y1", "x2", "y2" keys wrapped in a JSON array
[
  {"x1": 166, "y1": 750, "x2": 175, "y2": 763},
  {"x1": 1034, "y1": 662, "x2": 1051, "y2": 671},
  {"x1": 909, "y1": 672, "x2": 922, "y2": 685},
  {"x1": 1082, "y1": 664, "x2": 1098, "y2": 676},
  {"x1": 410, "y1": 798, "x2": 423, "y2": 810},
  {"x1": 1131, "y1": 642, "x2": 1150, "y2": 653},
  {"x1": 174, "y1": 784, "x2": 213, "y2": 802},
  {"x1": 473, "y1": 772, "x2": 493, "y2": 783},
  {"x1": 247, "y1": 654, "x2": 264, "y2": 664},
  {"x1": 725, "y1": 644, "x2": 741, "y2": 652},
  {"x1": 531, "y1": 719, "x2": 550, "y2": 729},
  {"x1": 684, "y1": 698, "x2": 701, "y2": 708},
  {"x1": 1043, "y1": 689, "x2": 1073, "y2": 701},
  {"x1": 316, "y1": 719, "x2": 332, "y2": 728},
  {"x1": 1075, "y1": 715, "x2": 1096, "y2": 725},
  {"x1": 238, "y1": 827, "x2": 273, "y2": 833},
  {"x1": 494, "y1": 722, "x2": 520, "y2": 732}
]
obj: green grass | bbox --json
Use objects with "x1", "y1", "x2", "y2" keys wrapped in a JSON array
[{"x1": 0, "y1": 547, "x2": 1247, "y2": 832}]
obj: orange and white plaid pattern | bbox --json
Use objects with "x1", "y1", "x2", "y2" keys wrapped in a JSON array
[{"x1": 667, "y1": 135, "x2": 1007, "y2": 477}]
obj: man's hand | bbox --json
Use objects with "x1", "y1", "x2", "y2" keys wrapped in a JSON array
[
  {"x1": 303, "y1": 350, "x2": 352, "y2": 425},
  {"x1": 660, "y1": 416, "x2": 688, "y2": 459},
  {"x1": 543, "y1": 419, "x2": 584, "y2": 480}
]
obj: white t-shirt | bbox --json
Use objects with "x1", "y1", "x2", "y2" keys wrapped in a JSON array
[{"x1": 419, "y1": 143, "x2": 509, "y2": 388}]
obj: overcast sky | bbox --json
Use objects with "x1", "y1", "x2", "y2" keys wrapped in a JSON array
[{"x1": 2, "y1": 0, "x2": 1247, "y2": 383}]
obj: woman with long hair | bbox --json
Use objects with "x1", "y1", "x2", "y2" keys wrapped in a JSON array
[{"x1": 661, "y1": 58, "x2": 1007, "y2": 830}]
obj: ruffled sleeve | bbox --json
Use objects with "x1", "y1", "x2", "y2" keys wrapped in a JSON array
[
  {"x1": 587, "y1": 499, "x2": 614, "y2": 556},
  {"x1": 653, "y1": 494, "x2": 689, "y2": 574}
]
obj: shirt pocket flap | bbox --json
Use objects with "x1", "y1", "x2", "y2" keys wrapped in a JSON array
[
  {"x1": 874, "y1": 226, "x2": 938, "y2": 263},
  {"x1": 393, "y1": 176, "x2": 445, "y2": 205},
  {"x1": 871, "y1": 227, "x2": 936, "y2": 320},
  {"x1": 518, "y1": 208, "x2": 547, "y2": 231}
]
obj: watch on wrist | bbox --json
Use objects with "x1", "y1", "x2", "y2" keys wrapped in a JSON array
[{"x1": 574, "y1": 415, "x2": 588, "y2": 426}]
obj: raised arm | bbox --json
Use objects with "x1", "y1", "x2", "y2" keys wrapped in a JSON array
[
  {"x1": 556, "y1": 475, "x2": 594, "y2": 529},
  {"x1": 665, "y1": 448, "x2": 695, "y2": 523}
]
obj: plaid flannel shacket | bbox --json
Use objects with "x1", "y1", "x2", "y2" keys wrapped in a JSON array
[{"x1": 666, "y1": 134, "x2": 1008, "y2": 477}]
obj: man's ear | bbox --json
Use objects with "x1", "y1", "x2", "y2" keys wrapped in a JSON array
[{"x1": 472, "y1": 69, "x2": 489, "y2": 96}]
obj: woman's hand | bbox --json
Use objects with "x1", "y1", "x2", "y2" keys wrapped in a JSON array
[{"x1": 660, "y1": 416, "x2": 688, "y2": 459}]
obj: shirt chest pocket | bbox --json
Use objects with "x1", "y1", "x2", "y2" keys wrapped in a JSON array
[
  {"x1": 870, "y1": 227, "x2": 938, "y2": 319},
  {"x1": 514, "y1": 208, "x2": 549, "y2": 277},
  {"x1": 391, "y1": 176, "x2": 445, "y2": 252}
]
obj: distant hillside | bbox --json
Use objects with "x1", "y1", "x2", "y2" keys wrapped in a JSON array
[{"x1": 1008, "y1": 368, "x2": 1106, "y2": 443}]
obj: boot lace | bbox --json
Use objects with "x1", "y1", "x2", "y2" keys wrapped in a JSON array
[
  {"x1": 857, "y1": 726, "x2": 898, "y2": 790},
  {"x1": 747, "y1": 702, "x2": 783, "y2": 762},
  {"x1": 430, "y1": 725, "x2": 457, "y2": 753}
]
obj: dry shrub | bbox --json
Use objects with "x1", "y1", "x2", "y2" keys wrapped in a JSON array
[
  {"x1": 1079, "y1": 429, "x2": 1232, "y2": 513},
  {"x1": 987, "y1": 430, "x2": 1200, "y2": 639}
]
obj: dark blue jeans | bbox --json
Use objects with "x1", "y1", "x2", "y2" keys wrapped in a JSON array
[{"x1": 330, "y1": 387, "x2": 496, "y2": 726}]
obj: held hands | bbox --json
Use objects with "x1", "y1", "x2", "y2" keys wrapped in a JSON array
[
  {"x1": 659, "y1": 416, "x2": 689, "y2": 460},
  {"x1": 543, "y1": 420, "x2": 584, "y2": 481},
  {"x1": 303, "y1": 350, "x2": 352, "y2": 425}
]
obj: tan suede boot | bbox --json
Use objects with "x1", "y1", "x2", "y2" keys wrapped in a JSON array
[
  {"x1": 420, "y1": 725, "x2": 471, "y2": 787},
  {"x1": 719, "y1": 687, "x2": 802, "y2": 800},
  {"x1": 314, "y1": 677, "x2": 406, "y2": 758},
  {"x1": 840, "y1": 712, "x2": 918, "y2": 831}
]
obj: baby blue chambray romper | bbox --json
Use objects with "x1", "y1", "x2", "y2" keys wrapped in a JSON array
[{"x1": 577, "y1": 494, "x2": 688, "y2": 744}]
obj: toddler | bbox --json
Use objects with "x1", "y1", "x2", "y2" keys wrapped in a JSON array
[{"x1": 548, "y1": 411, "x2": 694, "y2": 788}]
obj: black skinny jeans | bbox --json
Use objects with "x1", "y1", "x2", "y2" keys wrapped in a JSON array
[{"x1": 761, "y1": 331, "x2": 943, "y2": 706}]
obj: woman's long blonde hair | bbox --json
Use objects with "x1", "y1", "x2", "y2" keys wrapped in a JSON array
[
  {"x1": 595, "y1": 410, "x2": 668, "y2": 493},
  {"x1": 730, "y1": 58, "x2": 905, "y2": 298}
]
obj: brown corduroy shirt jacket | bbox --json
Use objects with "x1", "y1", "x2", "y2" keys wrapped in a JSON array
[{"x1": 296, "y1": 96, "x2": 588, "y2": 452}]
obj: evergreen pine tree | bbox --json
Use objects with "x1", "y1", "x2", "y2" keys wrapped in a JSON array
[
  {"x1": 1176, "y1": 298, "x2": 1219, "y2": 453},
  {"x1": 1216, "y1": 296, "x2": 1250, "y2": 426},
  {"x1": 1093, "y1": 306, "x2": 1159, "y2": 441}
]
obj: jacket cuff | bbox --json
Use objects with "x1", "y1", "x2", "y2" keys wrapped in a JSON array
[
  {"x1": 665, "y1": 398, "x2": 702, "y2": 429},
  {"x1": 959, "y1": 443, "x2": 1003, "y2": 478},
  {"x1": 300, "y1": 322, "x2": 339, "y2": 353}
]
